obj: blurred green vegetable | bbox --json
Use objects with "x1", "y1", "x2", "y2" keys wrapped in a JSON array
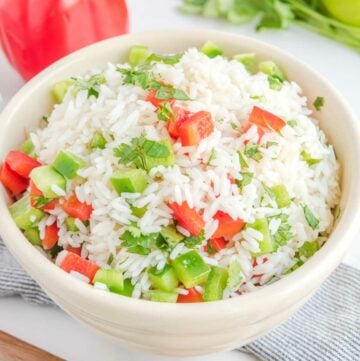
[{"x1": 180, "y1": 0, "x2": 360, "y2": 52}]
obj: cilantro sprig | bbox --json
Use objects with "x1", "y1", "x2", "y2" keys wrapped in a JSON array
[
  {"x1": 270, "y1": 214, "x2": 293, "y2": 250},
  {"x1": 117, "y1": 67, "x2": 191, "y2": 101},
  {"x1": 113, "y1": 135, "x2": 170, "y2": 171},
  {"x1": 71, "y1": 74, "x2": 106, "y2": 99}
]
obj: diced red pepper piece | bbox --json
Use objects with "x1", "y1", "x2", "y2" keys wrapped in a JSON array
[
  {"x1": 209, "y1": 237, "x2": 228, "y2": 253},
  {"x1": 212, "y1": 211, "x2": 245, "y2": 239},
  {"x1": 43, "y1": 199, "x2": 57, "y2": 211},
  {"x1": 29, "y1": 180, "x2": 42, "y2": 196},
  {"x1": 169, "y1": 201, "x2": 205, "y2": 236},
  {"x1": 42, "y1": 222, "x2": 59, "y2": 250},
  {"x1": 62, "y1": 195, "x2": 93, "y2": 221},
  {"x1": 5, "y1": 150, "x2": 41, "y2": 178},
  {"x1": 249, "y1": 106, "x2": 286, "y2": 132},
  {"x1": 167, "y1": 106, "x2": 192, "y2": 138},
  {"x1": 178, "y1": 111, "x2": 214, "y2": 146},
  {"x1": 146, "y1": 89, "x2": 175, "y2": 108},
  {"x1": 58, "y1": 251, "x2": 100, "y2": 283},
  {"x1": 177, "y1": 288, "x2": 204, "y2": 303},
  {"x1": 66, "y1": 246, "x2": 82, "y2": 256},
  {"x1": 0, "y1": 163, "x2": 28, "y2": 195}
]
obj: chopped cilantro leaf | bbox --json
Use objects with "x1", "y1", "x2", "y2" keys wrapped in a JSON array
[
  {"x1": 238, "y1": 151, "x2": 249, "y2": 168},
  {"x1": 245, "y1": 143, "x2": 263, "y2": 162},
  {"x1": 303, "y1": 205, "x2": 319, "y2": 230},
  {"x1": 156, "y1": 102, "x2": 175, "y2": 122},
  {"x1": 313, "y1": 96, "x2": 325, "y2": 111}
]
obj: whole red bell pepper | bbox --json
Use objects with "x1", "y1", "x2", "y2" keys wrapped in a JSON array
[{"x1": 0, "y1": 0, "x2": 129, "y2": 80}]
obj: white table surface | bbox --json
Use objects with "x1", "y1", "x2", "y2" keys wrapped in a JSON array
[{"x1": 0, "y1": 1, "x2": 359, "y2": 360}]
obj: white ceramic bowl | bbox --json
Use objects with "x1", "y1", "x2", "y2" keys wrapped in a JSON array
[{"x1": 1, "y1": 29, "x2": 360, "y2": 357}]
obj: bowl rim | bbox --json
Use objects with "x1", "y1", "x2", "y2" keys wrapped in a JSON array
[{"x1": 1, "y1": 28, "x2": 360, "y2": 319}]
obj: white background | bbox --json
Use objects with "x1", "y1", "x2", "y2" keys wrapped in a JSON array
[{"x1": 0, "y1": 1, "x2": 359, "y2": 360}]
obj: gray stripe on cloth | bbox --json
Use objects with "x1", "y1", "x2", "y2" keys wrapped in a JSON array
[
  {"x1": 0, "y1": 239, "x2": 359, "y2": 359},
  {"x1": 242, "y1": 263, "x2": 360, "y2": 361}
]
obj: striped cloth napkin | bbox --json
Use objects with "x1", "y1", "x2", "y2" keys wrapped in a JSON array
[{"x1": 1, "y1": 238, "x2": 359, "y2": 360}]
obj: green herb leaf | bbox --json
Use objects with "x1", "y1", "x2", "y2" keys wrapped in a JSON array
[
  {"x1": 262, "y1": 182, "x2": 276, "y2": 201},
  {"x1": 156, "y1": 102, "x2": 175, "y2": 122},
  {"x1": 113, "y1": 143, "x2": 138, "y2": 165},
  {"x1": 72, "y1": 74, "x2": 106, "y2": 99},
  {"x1": 287, "y1": 120, "x2": 297, "y2": 128},
  {"x1": 238, "y1": 150, "x2": 249, "y2": 168},
  {"x1": 183, "y1": 232, "x2": 205, "y2": 248},
  {"x1": 32, "y1": 196, "x2": 52, "y2": 208},
  {"x1": 236, "y1": 172, "x2": 254, "y2": 190},
  {"x1": 303, "y1": 205, "x2": 320, "y2": 230},
  {"x1": 313, "y1": 96, "x2": 325, "y2": 111},
  {"x1": 107, "y1": 253, "x2": 114, "y2": 265},
  {"x1": 207, "y1": 148, "x2": 216, "y2": 165},
  {"x1": 301, "y1": 151, "x2": 321, "y2": 166},
  {"x1": 245, "y1": 143, "x2": 263, "y2": 162},
  {"x1": 270, "y1": 214, "x2": 293, "y2": 250},
  {"x1": 231, "y1": 122, "x2": 240, "y2": 130},
  {"x1": 121, "y1": 230, "x2": 161, "y2": 255}
]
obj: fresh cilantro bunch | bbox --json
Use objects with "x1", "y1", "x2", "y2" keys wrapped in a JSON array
[{"x1": 180, "y1": 0, "x2": 360, "y2": 52}]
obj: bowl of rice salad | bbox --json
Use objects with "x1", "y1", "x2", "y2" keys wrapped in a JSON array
[{"x1": 1, "y1": 29, "x2": 360, "y2": 356}]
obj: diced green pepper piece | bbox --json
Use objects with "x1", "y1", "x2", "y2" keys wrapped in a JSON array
[
  {"x1": 111, "y1": 168, "x2": 147, "y2": 194},
  {"x1": 52, "y1": 151, "x2": 86, "y2": 179},
  {"x1": 271, "y1": 184, "x2": 291, "y2": 209},
  {"x1": 65, "y1": 217, "x2": 79, "y2": 232},
  {"x1": 131, "y1": 205, "x2": 147, "y2": 218},
  {"x1": 30, "y1": 166, "x2": 66, "y2": 198},
  {"x1": 52, "y1": 79, "x2": 75, "y2": 103},
  {"x1": 298, "y1": 241, "x2": 319, "y2": 259},
  {"x1": 9, "y1": 195, "x2": 45, "y2": 230},
  {"x1": 201, "y1": 41, "x2": 223, "y2": 58},
  {"x1": 20, "y1": 139, "x2": 35, "y2": 157},
  {"x1": 173, "y1": 251, "x2": 210, "y2": 288},
  {"x1": 90, "y1": 131, "x2": 107, "y2": 149},
  {"x1": 233, "y1": 53, "x2": 256, "y2": 73},
  {"x1": 149, "y1": 290, "x2": 178, "y2": 303},
  {"x1": 203, "y1": 266, "x2": 228, "y2": 302},
  {"x1": 143, "y1": 139, "x2": 175, "y2": 171},
  {"x1": 160, "y1": 225, "x2": 184, "y2": 248},
  {"x1": 128, "y1": 45, "x2": 149, "y2": 67},
  {"x1": 227, "y1": 260, "x2": 243, "y2": 290},
  {"x1": 259, "y1": 61, "x2": 286, "y2": 81},
  {"x1": 24, "y1": 227, "x2": 42, "y2": 246},
  {"x1": 121, "y1": 279, "x2": 135, "y2": 297},
  {"x1": 93, "y1": 269, "x2": 124, "y2": 294},
  {"x1": 246, "y1": 218, "x2": 274, "y2": 255},
  {"x1": 148, "y1": 264, "x2": 178, "y2": 292}
]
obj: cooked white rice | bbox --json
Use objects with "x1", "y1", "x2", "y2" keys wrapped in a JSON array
[{"x1": 27, "y1": 48, "x2": 340, "y2": 299}]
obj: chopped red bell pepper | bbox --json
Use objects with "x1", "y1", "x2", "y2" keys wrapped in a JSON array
[
  {"x1": 61, "y1": 195, "x2": 93, "y2": 221},
  {"x1": 5, "y1": 150, "x2": 41, "y2": 178},
  {"x1": 29, "y1": 180, "x2": 42, "y2": 196},
  {"x1": 169, "y1": 201, "x2": 205, "y2": 236},
  {"x1": 42, "y1": 222, "x2": 59, "y2": 250},
  {"x1": 66, "y1": 246, "x2": 82, "y2": 256},
  {"x1": 146, "y1": 89, "x2": 175, "y2": 108},
  {"x1": 177, "y1": 287, "x2": 204, "y2": 303},
  {"x1": 208, "y1": 237, "x2": 228, "y2": 253},
  {"x1": 58, "y1": 251, "x2": 100, "y2": 283},
  {"x1": 0, "y1": 163, "x2": 28, "y2": 195},
  {"x1": 212, "y1": 211, "x2": 245, "y2": 239},
  {"x1": 249, "y1": 106, "x2": 286, "y2": 132},
  {"x1": 43, "y1": 199, "x2": 57, "y2": 211},
  {"x1": 167, "y1": 106, "x2": 192, "y2": 138},
  {"x1": 178, "y1": 111, "x2": 214, "y2": 146}
]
